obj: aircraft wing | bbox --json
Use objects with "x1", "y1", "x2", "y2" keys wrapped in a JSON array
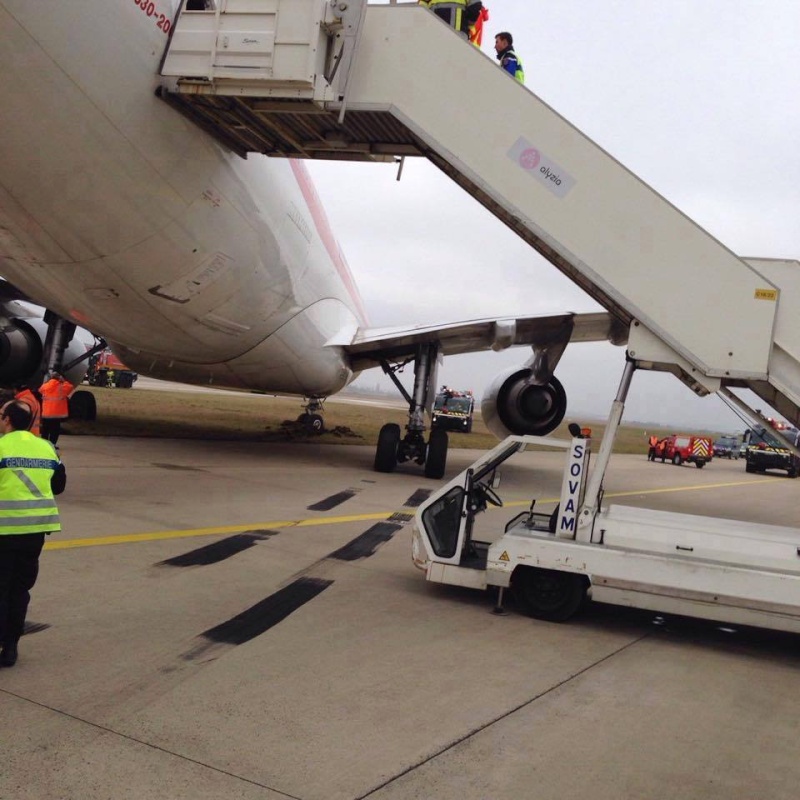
[{"x1": 333, "y1": 311, "x2": 627, "y2": 372}]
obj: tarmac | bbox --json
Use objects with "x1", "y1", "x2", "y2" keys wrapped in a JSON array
[{"x1": 2, "y1": 434, "x2": 799, "y2": 800}]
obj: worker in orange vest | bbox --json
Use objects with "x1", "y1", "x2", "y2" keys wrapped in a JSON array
[
  {"x1": 38, "y1": 372, "x2": 75, "y2": 445},
  {"x1": 14, "y1": 387, "x2": 42, "y2": 437}
]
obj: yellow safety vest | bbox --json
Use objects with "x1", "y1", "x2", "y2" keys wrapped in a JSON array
[
  {"x1": 0, "y1": 430, "x2": 61, "y2": 535},
  {"x1": 427, "y1": 0, "x2": 468, "y2": 31}
]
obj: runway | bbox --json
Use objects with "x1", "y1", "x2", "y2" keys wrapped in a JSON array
[{"x1": 2, "y1": 436, "x2": 799, "y2": 800}]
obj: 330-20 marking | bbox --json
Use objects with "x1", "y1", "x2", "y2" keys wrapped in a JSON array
[{"x1": 132, "y1": 0, "x2": 172, "y2": 34}]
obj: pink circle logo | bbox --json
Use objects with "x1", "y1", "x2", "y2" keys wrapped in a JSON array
[{"x1": 519, "y1": 148, "x2": 540, "y2": 170}]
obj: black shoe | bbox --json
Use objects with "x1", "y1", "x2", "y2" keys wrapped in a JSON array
[{"x1": 1, "y1": 641, "x2": 18, "y2": 667}]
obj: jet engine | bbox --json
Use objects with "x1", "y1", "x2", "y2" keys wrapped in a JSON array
[
  {"x1": 0, "y1": 317, "x2": 89, "y2": 387},
  {"x1": 481, "y1": 365, "x2": 567, "y2": 439}
]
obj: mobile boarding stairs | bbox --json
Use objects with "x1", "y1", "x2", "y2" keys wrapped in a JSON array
[
  {"x1": 160, "y1": 0, "x2": 800, "y2": 429},
  {"x1": 160, "y1": 1, "x2": 800, "y2": 630}
]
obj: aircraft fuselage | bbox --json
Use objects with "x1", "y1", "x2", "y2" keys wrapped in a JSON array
[{"x1": 0, "y1": 0, "x2": 365, "y2": 394}]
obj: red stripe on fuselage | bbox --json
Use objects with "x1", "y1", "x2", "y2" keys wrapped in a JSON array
[{"x1": 289, "y1": 160, "x2": 368, "y2": 325}]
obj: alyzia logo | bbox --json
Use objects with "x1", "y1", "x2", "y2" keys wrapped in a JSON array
[
  {"x1": 508, "y1": 137, "x2": 576, "y2": 198},
  {"x1": 540, "y1": 166, "x2": 563, "y2": 187}
]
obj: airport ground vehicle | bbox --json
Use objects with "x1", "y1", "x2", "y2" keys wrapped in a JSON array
[
  {"x1": 431, "y1": 389, "x2": 475, "y2": 433},
  {"x1": 413, "y1": 411, "x2": 800, "y2": 633},
  {"x1": 650, "y1": 434, "x2": 713, "y2": 468},
  {"x1": 85, "y1": 350, "x2": 138, "y2": 389},
  {"x1": 745, "y1": 427, "x2": 800, "y2": 478},
  {"x1": 713, "y1": 436, "x2": 740, "y2": 459}
]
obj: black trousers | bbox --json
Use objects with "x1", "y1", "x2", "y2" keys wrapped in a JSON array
[
  {"x1": 40, "y1": 418, "x2": 62, "y2": 445},
  {"x1": 0, "y1": 533, "x2": 46, "y2": 644}
]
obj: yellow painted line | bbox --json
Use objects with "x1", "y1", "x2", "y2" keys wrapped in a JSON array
[
  {"x1": 502, "y1": 477, "x2": 774, "y2": 508},
  {"x1": 44, "y1": 511, "x2": 391, "y2": 551},
  {"x1": 44, "y1": 477, "x2": 775, "y2": 552},
  {"x1": 604, "y1": 477, "x2": 772, "y2": 499}
]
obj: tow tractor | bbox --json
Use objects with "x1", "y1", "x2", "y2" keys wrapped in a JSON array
[{"x1": 412, "y1": 361, "x2": 800, "y2": 633}]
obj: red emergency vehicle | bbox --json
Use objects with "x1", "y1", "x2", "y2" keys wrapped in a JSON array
[
  {"x1": 85, "y1": 349, "x2": 138, "y2": 388},
  {"x1": 649, "y1": 434, "x2": 713, "y2": 468}
]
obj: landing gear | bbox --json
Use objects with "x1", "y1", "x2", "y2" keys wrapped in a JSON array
[
  {"x1": 296, "y1": 397, "x2": 325, "y2": 434},
  {"x1": 376, "y1": 343, "x2": 448, "y2": 478}
]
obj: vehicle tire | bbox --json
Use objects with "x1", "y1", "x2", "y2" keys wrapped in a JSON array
[
  {"x1": 374, "y1": 423, "x2": 401, "y2": 473},
  {"x1": 672, "y1": 453, "x2": 682, "y2": 466},
  {"x1": 424, "y1": 428, "x2": 448, "y2": 479},
  {"x1": 512, "y1": 566, "x2": 587, "y2": 622},
  {"x1": 68, "y1": 390, "x2": 97, "y2": 422},
  {"x1": 745, "y1": 462, "x2": 755, "y2": 473},
  {"x1": 695, "y1": 460, "x2": 705, "y2": 469},
  {"x1": 788, "y1": 467, "x2": 798, "y2": 479}
]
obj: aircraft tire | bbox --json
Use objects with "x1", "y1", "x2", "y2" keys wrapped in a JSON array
[
  {"x1": 305, "y1": 413, "x2": 324, "y2": 434},
  {"x1": 68, "y1": 390, "x2": 97, "y2": 422},
  {"x1": 424, "y1": 428, "x2": 448, "y2": 479},
  {"x1": 374, "y1": 423, "x2": 401, "y2": 472}
]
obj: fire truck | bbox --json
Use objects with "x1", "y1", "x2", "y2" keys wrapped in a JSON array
[
  {"x1": 431, "y1": 388, "x2": 475, "y2": 433},
  {"x1": 85, "y1": 349, "x2": 138, "y2": 389},
  {"x1": 649, "y1": 434, "x2": 713, "y2": 468}
]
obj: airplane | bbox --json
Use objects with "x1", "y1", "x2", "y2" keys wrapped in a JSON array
[{"x1": 0, "y1": 0, "x2": 624, "y2": 478}]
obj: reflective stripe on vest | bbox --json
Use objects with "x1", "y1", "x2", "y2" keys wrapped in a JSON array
[{"x1": 0, "y1": 431, "x2": 61, "y2": 534}]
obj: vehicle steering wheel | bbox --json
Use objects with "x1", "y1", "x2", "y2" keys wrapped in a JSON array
[{"x1": 474, "y1": 481, "x2": 503, "y2": 507}]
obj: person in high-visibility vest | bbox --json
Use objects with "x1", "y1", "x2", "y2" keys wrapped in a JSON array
[
  {"x1": 427, "y1": 0, "x2": 484, "y2": 39},
  {"x1": 14, "y1": 387, "x2": 42, "y2": 437},
  {"x1": 0, "y1": 400, "x2": 63, "y2": 667},
  {"x1": 494, "y1": 31, "x2": 525, "y2": 84},
  {"x1": 38, "y1": 372, "x2": 75, "y2": 445}
]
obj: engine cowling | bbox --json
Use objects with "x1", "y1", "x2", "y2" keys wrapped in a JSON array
[
  {"x1": 481, "y1": 366, "x2": 567, "y2": 439},
  {"x1": 0, "y1": 318, "x2": 89, "y2": 387}
]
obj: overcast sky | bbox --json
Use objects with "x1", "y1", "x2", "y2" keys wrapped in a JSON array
[{"x1": 307, "y1": 0, "x2": 800, "y2": 431}]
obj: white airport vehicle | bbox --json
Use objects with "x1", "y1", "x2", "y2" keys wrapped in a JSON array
[{"x1": 412, "y1": 363, "x2": 800, "y2": 633}]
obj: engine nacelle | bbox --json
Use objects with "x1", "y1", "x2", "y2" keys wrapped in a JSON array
[
  {"x1": 481, "y1": 366, "x2": 567, "y2": 439},
  {"x1": 0, "y1": 318, "x2": 88, "y2": 387}
]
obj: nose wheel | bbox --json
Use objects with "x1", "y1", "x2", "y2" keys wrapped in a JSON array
[{"x1": 296, "y1": 397, "x2": 325, "y2": 434}]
